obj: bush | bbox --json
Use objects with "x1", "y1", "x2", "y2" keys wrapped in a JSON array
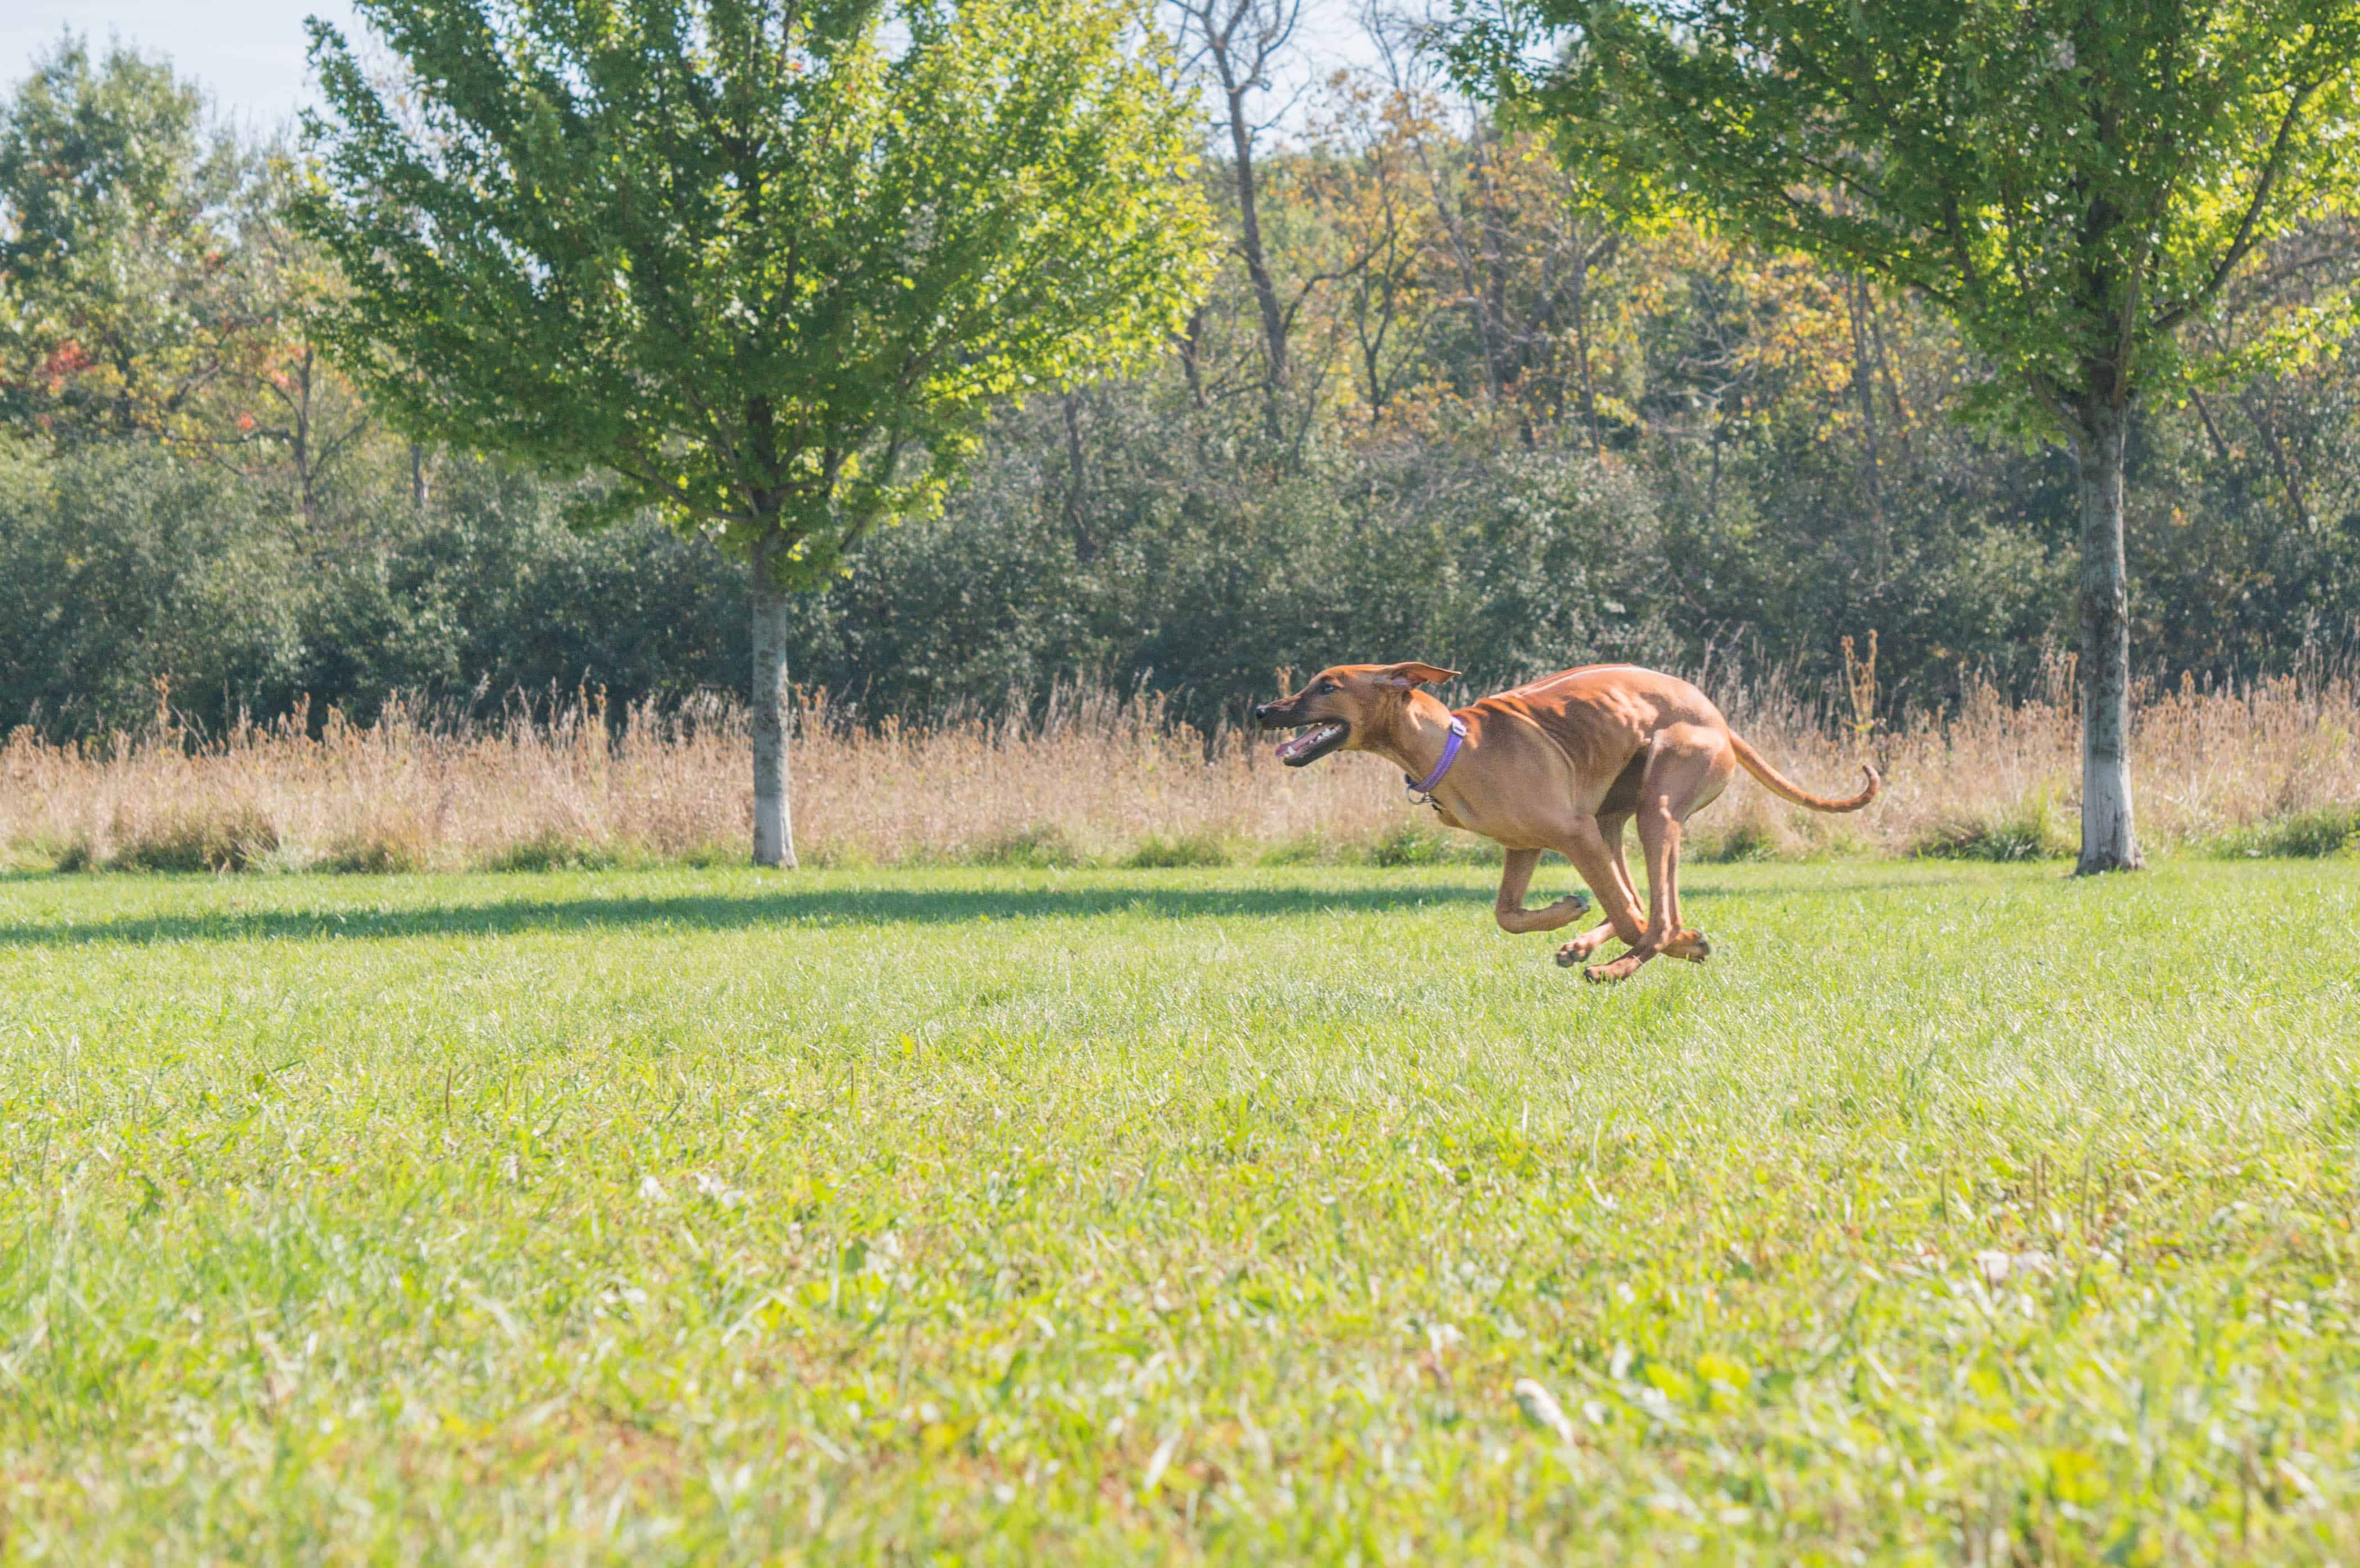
[
  {"x1": 1256, "y1": 834, "x2": 1335, "y2": 866},
  {"x1": 111, "y1": 806, "x2": 279, "y2": 873},
  {"x1": 1366, "y1": 820, "x2": 1497, "y2": 867},
  {"x1": 320, "y1": 833, "x2": 433, "y2": 874},
  {"x1": 1911, "y1": 792, "x2": 2075, "y2": 862},
  {"x1": 488, "y1": 834, "x2": 625, "y2": 873},
  {"x1": 961, "y1": 824, "x2": 1086, "y2": 870},
  {"x1": 1123, "y1": 831, "x2": 1232, "y2": 869},
  {"x1": 1695, "y1": 816, "x2": 1786, "y2": 863},
  {"x1": 2215, "y1": 807, "x2": 2359, "y2": 858},
  {"x1": 0, "y1": 443, "x2": 305, "y2": 738}
]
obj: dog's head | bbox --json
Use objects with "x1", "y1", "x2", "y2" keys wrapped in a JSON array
[{"x1": 1252, "y1": 662, "x2": 1461, "y2": 767}]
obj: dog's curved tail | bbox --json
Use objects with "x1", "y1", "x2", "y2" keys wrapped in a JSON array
[{"x1": 1728, "y1": 732, "x2": 1881, "y2": 812}]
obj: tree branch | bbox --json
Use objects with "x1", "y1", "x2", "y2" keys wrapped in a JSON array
[{"x1": 2152, "y1": 67, "x2": 2327, "y2": 334}]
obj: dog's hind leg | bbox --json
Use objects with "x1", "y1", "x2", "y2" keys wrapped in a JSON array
[
  {"x1": 1627, "y1": 805, "x2": 1709, "y2": 963},
  {"x1": 1494, "y1": 847, "x2": 1593, "y2": 934},
  {"x1": 1657, "y1": 735, "x2": 1736, "y2": 963},
  {"x1": 1584, "y1": 743, "x2": 1723, "y2": 980},
  {"x1": 1550, "y1": 818, "x2": 1649, "y2": 973},
  {"x1": 1558, "y1": 812, "x2": 1635, "y2": 963},
  {"x1": 1558, "y1": 812, "x2": 1706, "y2": 965},
  {"x1": 1583, "y1": 807, "x2": 1680, "y2": 983}
]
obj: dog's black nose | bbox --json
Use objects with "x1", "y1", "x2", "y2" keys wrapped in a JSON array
[{"x1": 1253, "y1": 702, "x2": 1275, "y2": 724}]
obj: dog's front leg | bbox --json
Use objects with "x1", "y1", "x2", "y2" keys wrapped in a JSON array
[{"x1": 1493, "y1": 848, "x2": 1591, "y2": 935}]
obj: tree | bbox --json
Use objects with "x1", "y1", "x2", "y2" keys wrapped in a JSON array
[
  {"x1": 208, "y1": 154, "x2": 378, "y2": 537},
  {"x1": 301, "y1": 0, "x2": 1211, "y2": 866},
  {"x1": 0, "y1": 37, "x2": 261, "y2": 446},
  {"x1": 1465, "y1": 0, "x2": 2360, "y2": 871},
  {"x1": 1303, "y1": 74, "x2": 1435, "y2": 422},
  {"x1": 1171, "y1": 1, "x2": 1307, "y2": 442}
]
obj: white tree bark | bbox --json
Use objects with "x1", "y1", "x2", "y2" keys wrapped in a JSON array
[
  {"x1": 749, "y1": 545, "x2": 798, "y2": 869},
  {"x1": 2072, "y1": 405, "x2": 2143, "y2": 874}
]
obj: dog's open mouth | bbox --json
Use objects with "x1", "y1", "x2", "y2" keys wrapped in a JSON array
[{"x1": 1274, "y1": 721, "x2": 1348, "y2": 767}]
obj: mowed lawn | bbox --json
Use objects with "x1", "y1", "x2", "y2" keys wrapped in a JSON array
[{"x1": 2, "y1": 861, "x2": 2357, "y2": 1564}]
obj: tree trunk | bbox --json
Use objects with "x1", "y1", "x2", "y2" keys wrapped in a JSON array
[
  {"x1": 1225, "y1": 87, "x2": 1289, "y2": 440},
  {"x1": 1845, "y1": 274, "x2": 1884, "y2": 525},
  {"x1": 1571, "y1": 246, "x2": 1599, "y2": 454},
  {"x1": 749, "y1": 544, "x2": 798, "y2": 869},
  {"x1": 1175, "y1": 306, "x2": 1208, "y2": 411},
  {"x1": 1062, "y1": 394, "x2": 1095, "y2": 562},
  {"x1": 2071, "y1": 406, "x2": 2143, "y2": 874},
  {"x1": 292, "y1": 348, "x2": 319, "y2": 532}
]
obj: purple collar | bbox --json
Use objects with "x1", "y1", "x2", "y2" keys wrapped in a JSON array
[{"x1": 1405, "y1": 716, "x2": 1468, "y2": 803}]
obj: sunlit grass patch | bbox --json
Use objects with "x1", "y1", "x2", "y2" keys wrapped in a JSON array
[{"x1": 1, "y1": 859, "x2": 2354, "y2": 1563}]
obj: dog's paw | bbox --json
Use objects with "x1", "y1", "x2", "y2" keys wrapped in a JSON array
[
  {"x1": 1555, "y1": 934, "x2": 1610, "y2": 967},
  {"x1": 1662, "y1": 929, "x2": 1712, "y2": 963},
  {"x1": 1583, "y1": 955, "x2": 1643, "y2": 984},
  {"x1": 1562, "y1": 929, "x2": 1616, "y2": 962}
]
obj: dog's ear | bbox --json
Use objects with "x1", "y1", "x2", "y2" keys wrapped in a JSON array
[{"x1": 1376, "y1": 662, "x2": 1461, "y2": 689}]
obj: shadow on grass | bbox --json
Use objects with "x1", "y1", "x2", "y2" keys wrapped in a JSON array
[
  {"x1": 0, "y1": 870, "x2": 1976, "y2": 949},
  {"x1": 0, "y1": 883, "x2": 1471, "y2": 947}
]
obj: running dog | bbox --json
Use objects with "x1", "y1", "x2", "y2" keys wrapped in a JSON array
[{"x1": 1253, "y1": 662, "x2": 1879, "y2": 981}]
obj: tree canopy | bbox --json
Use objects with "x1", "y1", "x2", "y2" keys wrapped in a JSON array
[
  {"x1": 1466, "y1": 1, "x2": 2360, "y2": 435},
  {"x1": 0, "y1": 39, "x2": 267, "y2": 444},
  {"x1": 300, "y1": 0, "x2": 1213, "y2": 863},
  {"x1": 301, "y1": 0, "x2": 1213, "y2": 586}
]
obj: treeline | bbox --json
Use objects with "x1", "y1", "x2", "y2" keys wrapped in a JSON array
[{"x1": 3, "y1": 26, "x2": 2356, "y2": 741}]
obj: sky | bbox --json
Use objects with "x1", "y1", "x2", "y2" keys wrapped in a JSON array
[
  {"x1": 4, "y1": 2, "x2": 1388, "y2": 137},
  {"x1": 4, "y1": 2, "x2": 360, "y2": 134}
]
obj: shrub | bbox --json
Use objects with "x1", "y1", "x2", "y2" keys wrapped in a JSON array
[
  {"x1": 112, "y1": 806, "x2": 279, "y2": 873},
  {"x1": 488, "y1": 834, "x2": 624, "y2": 873},
  {"x1": 320, "y1": 834, "x2": 433, "y2": 874},
  {"x1": 1911, "y1": 792, "x2": 2075, "y2": 862},
  {"x1": 1256, "y1": 834, "x2": 1335, "y2": 866},
  {"x1": 1124, "y1": 831, "x2": 1232, "y2": 869},
  {"x1": 2215, "y1": 807, "x2": 2358, "y2": 859},
  {"x1": 1695, "y1": 816, "x2": 1785, "y2": 863},
  {"x1": 961, "y1": 824, "x2": 1086, "y2": 870},
  {"x1": 1366, "y1": 820, "x2": 1497, "y2": 867}
]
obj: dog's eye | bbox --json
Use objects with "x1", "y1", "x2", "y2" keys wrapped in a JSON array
[{"x1": 1317, "y1": 680, "x2": 1339, "y2": 694}]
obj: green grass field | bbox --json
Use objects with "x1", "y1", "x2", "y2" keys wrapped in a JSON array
[{"x1": 3, "y1": 860, "x2": 2357, "y2": 1564}]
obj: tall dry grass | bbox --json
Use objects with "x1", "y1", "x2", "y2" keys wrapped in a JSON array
[{"x1": 4, "y1": 658, "x2": 2356, "y2": 873}]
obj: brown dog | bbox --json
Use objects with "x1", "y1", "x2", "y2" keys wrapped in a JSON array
[{"x1": 1253, "y1": 662, "x2": 1879, "y2": 981}]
